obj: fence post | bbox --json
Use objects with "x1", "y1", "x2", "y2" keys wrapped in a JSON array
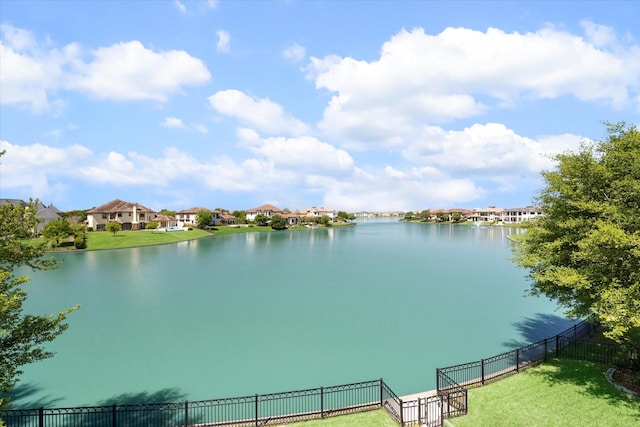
[
  {"x1": 379, "y1": 378, "x2": 383, "y2": 407},
  {"x1": 481, "y1": 359, "x2": 485, "y2": 385},
  {"x1": 573, "y1": 324, "x2": 577, "y2": 339},
  {"x1": 400, "y1": 398, "x2": 404, "y2": 425},
  {"x1": 112, "y1": 404, "x2": 117, "y2": 427},
  {"x1": 320, "y1": 386, "x2": 324, "y2": 419},
  {"x1": 436, "y1": 369, "x2": 440, "y2": 392},
  {"x1": 516, "y1": 348, "x2": 520, "y2": 372},
  {"x1": 544, "y1": 338, "x2": 548, "y2": 362},
  {"x1": 555, "y1": 334, "x2": 560, "y2": 357},
  {"x1": 255, "y1": 394, "x2": 259, "y2": 427},
  {"x1": 184, "y1": 401, "x2": 189, "y2": 427},
  {"x1": 39, "y1": 407, "x2": 44, "y2": 427}
]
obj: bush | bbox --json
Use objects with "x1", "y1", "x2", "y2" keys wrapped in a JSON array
[{"x1": 74, "y1": 235, "x2": 87, "y2": 249}]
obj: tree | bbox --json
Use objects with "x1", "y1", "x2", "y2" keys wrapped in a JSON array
[
  {"x1": 436, "y1": 212, "x2": 447, "y2": 222},
  {"x1": 0, "y1": 196, "x2": 78, "y2": 408},
  {"x1": 404, "y1": 211, "x2": 414, "y2": 220},
  {"x1": 270, "y1": 214, "x2": 287, "y2": 230},
  {"x1": 232, "y1": 210, "x2": 247, "y2": 224},
  {"x1": 419, "y1": 210, "x2": 431, "y2": 221},
  {"x1": 451, "y1": 212, "x2": 462, "y2": 223},
  {"x1": 253, "y1": 213, "x2": 269, "y2": 226},
  {"x1": 42, "y1": 218, "x2": 72, "y2": 247},
  {"x1": 159, "y1": 209, "x2": 176, "y2": 217},
  {"x1": 512, "y1": 122, "x2": 640, "y2": 354},
  {"x1": 146, "y1": 221, "x2": 159, "y2": 230},
  {"x1": 195, "y1": 210, "x2": 213, "y2": 229},
  {"x1": 106, "y1": 221, "x2": 121, "y2": 236}
]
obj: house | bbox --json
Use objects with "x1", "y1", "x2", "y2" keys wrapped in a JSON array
[
  {"x1": 245, "y1": 204, "x2": 283, "y2": 222},
  {"x1": 0, "y1": 198, "x2": 63, "y2": 233},
  {"x1": 176, "y1": 207, "x2": 220, "y2": 227},
  {"x1": 219, "y1": 212, "x2": 237, "y2": 225},
  {"x1": 153, "y1": 214, "x2": 178, "y2": 228},
  {"x1": 502, "y1": 206, "x2": 544, "y2": 223},
  {"x1": 471, "y1": 206, "x2": 505, "y2": 223},
  {"x1": 305, "y1": 206, "x2": 336, "y2": 221},
  {"x1": 281, "y1": 212, "x2": 300, "y2": 226},
  {"x1": 86, "y1": 199, "x2": 156, "y2": 231}
]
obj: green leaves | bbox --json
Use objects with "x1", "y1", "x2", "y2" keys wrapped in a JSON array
[{"x1": 513, "y1": 122, "x2": 640, "y2": 349}]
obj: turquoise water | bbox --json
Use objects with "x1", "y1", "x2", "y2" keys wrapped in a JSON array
[{"x1": 14, "y1": 220, "x2": 572, "y2": 408}]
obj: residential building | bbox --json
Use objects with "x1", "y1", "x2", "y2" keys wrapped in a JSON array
[
  {"x1": 86, "y1": 199, "x2": 156, "y2": 231},
  {"x1": 245, "y1": 204, "x2": 283, "y2": 222},
  {"x1": 176, "y1": 207, "x2": 219, "y2": 227},
  {"x1": 0, "y1": 198, "x2": 63, "y2": 233},
  {"x1": 305, "y1": 206, "x2": 337, "y2": 220},
  {"x1": 503, "y1": 206, "x2": 544, "y2": 223}
]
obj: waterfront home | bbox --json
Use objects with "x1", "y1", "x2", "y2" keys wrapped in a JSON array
[
  {"x1": 502, "y1": 206, "x2": 544, "y2": 223},
  {"x1": 0, "y1": 198, "x2": 63, "y2": 233},
  {"x1": 176, "y1": 207, "x2": 220, "y2": 227},
  {"x1": 86, "y1": 199, "x2": 156, "y2": 231},
  {"x1": 245, "y1": 204, "x2": 283, "y2": 222},
  {"x1": 305, "y1": 206, "x2": 337, "y2": 221}
]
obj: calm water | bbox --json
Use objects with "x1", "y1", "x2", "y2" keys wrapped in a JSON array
[{"x1": 15, "y1": 220, "x2": 572, "y2": 408}]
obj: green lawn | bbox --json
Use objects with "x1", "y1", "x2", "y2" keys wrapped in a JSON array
[
  {"x1": 283, "y1": 409, "x2": 398, "y2": 427},
  {"x1": 84, "y1": 228, "x2": 214, "y2": 249},
  {"x1": 449, "y1": 359, "x2": 639, "y2": 427}
]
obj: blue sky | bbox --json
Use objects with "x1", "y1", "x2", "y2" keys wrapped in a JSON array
[{"x1": 1, "y1": 1, "x2": 639, "y2": 213}]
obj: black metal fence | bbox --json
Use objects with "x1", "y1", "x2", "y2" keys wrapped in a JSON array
[
  {"x1": 436, "y1": 317, "x2": 600, "y2": 391},
  {"x1": 5, "y1": 316, "x2": 630, "y2": 427},
  {"x1": 2, "y1": 379, "x2": 391, "y2": 427}
]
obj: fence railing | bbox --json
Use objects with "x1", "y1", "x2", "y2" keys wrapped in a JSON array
[
  {"x1": 436, "y1": 317, "x2": 599, "y2": 391},
  {"x1": 6, "y1": 315, "x2": 628, "y2": 427},
  {"x1": 2, "y1": 379, "x2": 390, "y2": 427}
]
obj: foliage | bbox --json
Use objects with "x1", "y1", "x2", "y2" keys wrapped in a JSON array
[
  {"x1": 419, "y1": 210, "x2": 431, "y2": 221},
  {"x1": 318, "y1": 215, "x2": 331, "y2": 226},
  {"x1": 403, "y1": 211, "x2": 414, "y2": 220},
  {"x1": 159, "y1": 209, "x2": 176, "y2": 217},
  {"x1": 337, "y1": 210, "x2": 356, "y2": 221},
  {"x1": 512, "y1": 122, "x2": 640, "y2": 351},
  {"x1": 0, "y1": 195, "x2": 78, "y2": 408},
  {"x1": 145, "y1": 221, "x2": 159, "y2": 230},
  {"x1": 106, "y1": 221, "x2": 121, "y2": 236},
  {"x1": 41, "y1": 218, "x2": 72, "y2": 247},
  {"x1": 232, "y1": 210, "x2": 247, "y2": 224},
  {"x1": 61, "y1": 209, "x2": 87, "y2": 223},
  {"x1": 270, "y1": 214, "x2": 287, "y2": 230},
  {"x1": 195, "y1": 210, "x2": 213, "y2": 229},
  {"x1": 253, "y1": 213, "x2": 269, "y2": 226},
  {"x1": 74, "y1": 234, "x2": 87, "y2": 249},
  {"x1": 451, "y1": 212, "x2": 463, "y2": 223},
  {"x1": 436, "y1": 212, "x2": 446, "y2": 222}
]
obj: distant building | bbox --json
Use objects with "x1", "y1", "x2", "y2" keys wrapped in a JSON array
[
  {"x1": 0, "y1": 198, "x2": 63, "y2": 233},
  {"x1": 86, "y1": 199, "x2": 156, "y2": 231}
]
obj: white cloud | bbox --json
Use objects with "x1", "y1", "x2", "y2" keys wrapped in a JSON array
[
  {"x1": 0, "y1": 140, "x2": 92, "y2": 196},
  {"x1": 174, "y1": 0, "x2": 187, "y2": 14},
  {"x1": 209, "y1": 89, "x2": 309, "y2": 135},
  {"x1": 161, "y1": 116, "x2": 208, "y2": 134},
  {"x1": 216, "y1": 30, "x2": 230, "y2": 53},
  {"x1": 0, "y1": 26, "x2": 211, "y2": 109},
  {"x1": 207, "y1": 1, "x2": 218, "y2": 9},
  {"x1": 283, "y1": 43, "x2": 306, "y2": 62},
  {"x1": 402, "y1": 123, "x2": 584, "y2": 176},
  {"x1": 308, "y1": 25, "x2": 640, "y2": 150},
  {"x1": 161, "y1": 117, "x2": 184, "y2": 128},
  {"x1": 72, "y1": 41, "x2": 211, "y2": 101},
  {"x1": 237, "y1": 128, "x2": 354, "y2": 176}
]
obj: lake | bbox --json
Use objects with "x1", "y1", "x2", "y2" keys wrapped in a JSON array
[{"x1": 14, "y1": 220, "x2": 572, "y2": 409}]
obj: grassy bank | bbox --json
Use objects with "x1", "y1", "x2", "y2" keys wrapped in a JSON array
[
  {"x1": 84, "y1": 228, "x2": 214, "y2": 250},
  {"x1": 449, "y1": 358, "x2": 639, "y2": 427},
  {"x1": 283, "y1": 409, "x2": 397, "y2": 426}
]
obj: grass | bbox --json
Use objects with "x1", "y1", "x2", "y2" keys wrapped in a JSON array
[
  {"x1": 83, "y1": 228, "x2": 214, "y2": 250},
  {"x1": 282, "y1": 409, "x2": 398, "y2": 427},
  {"x1": 449, "y1": 358, "x2": 639, "y2": 427}
]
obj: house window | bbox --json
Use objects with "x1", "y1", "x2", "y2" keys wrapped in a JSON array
[
  {"x1": 118, "y1": 213, "x2": 122, "y2": 217},
  {"x1": 102, "y1": 214, "x2": 107, "y2": 219}
]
